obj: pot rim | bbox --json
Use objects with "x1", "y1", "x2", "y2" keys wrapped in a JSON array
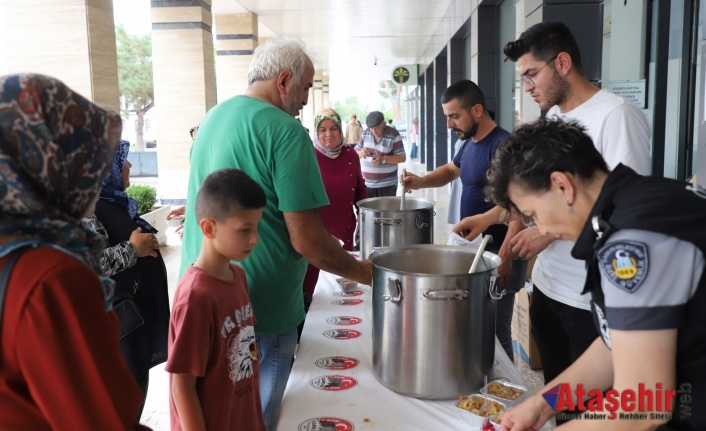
[
  {"x1": 357, "y1": 196, "x2": 434, "y2": 210},
  {"x1": 369, "y1": 244, "x2": 501, "y2": 275}
]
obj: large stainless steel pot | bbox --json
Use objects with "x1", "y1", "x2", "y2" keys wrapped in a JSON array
[
  {"x1": 370, "y1": 244, "x2": 503, "y2": 399},
  {"x1": 357, "y1": 196, "x2": 433, "y2": 260}
]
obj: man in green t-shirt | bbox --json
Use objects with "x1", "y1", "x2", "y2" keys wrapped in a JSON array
[{"x1": 179, "y1": 36, "x2": 373, "y2": 431}]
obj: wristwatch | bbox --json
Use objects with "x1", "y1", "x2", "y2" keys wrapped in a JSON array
[{"x1": 382, "y1": 155, "x2": 387, "y2": 164}]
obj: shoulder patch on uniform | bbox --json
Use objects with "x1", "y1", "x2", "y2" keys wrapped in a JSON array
[{"x1": 597, "y1": 240, "x2": 649, "y2": 293}]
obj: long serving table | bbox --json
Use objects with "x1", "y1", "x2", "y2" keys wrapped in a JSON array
[{"x1": 278, "y1": 270, "x2": 550, "y2": 431}]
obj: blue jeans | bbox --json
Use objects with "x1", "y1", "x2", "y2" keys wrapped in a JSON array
[{"x1": 257, "y1": 328, "x2": 299, "y2": 431}]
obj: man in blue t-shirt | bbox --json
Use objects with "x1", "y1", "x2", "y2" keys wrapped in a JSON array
[
  {"x1": 402, "y1": 80, "x2": 509, "y2": 245},
  {"x1": 402, "y1": 79, "x2": 521, "y2": 359}
]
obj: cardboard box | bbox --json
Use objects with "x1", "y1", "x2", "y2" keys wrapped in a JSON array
[{"x1": 511, "y1": 287, "x2": 543, "y2": 370}]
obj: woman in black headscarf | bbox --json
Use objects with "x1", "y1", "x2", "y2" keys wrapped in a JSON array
[
  {"x1": 85, "y1": 138, "x2": 170, "y2": 418},
  {"x1": 0, "y1": 73, "x2": 150, "y2": 429}
]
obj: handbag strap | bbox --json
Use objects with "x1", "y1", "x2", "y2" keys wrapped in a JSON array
[{"x1": 0, "y1": 245, "x2": 35, "y2": 328}]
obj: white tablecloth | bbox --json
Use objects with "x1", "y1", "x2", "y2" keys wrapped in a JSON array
[{"x1": 278, "y1": 270, "x2": 547, "y2": 431}]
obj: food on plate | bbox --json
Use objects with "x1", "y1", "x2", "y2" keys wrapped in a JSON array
[
  {"x1": 336, "y1": 277, "x2": 358, "y2": 292},
  {"x1": 457, "y1": 395, "x2": 505, "y2": 422},
  {"x1": 485, "y1": 380, "x2": 526, "y2": 400}
]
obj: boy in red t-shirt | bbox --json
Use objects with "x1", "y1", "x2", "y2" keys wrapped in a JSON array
[{"x1": 167, "y1": 169, "x2": 267, "y2": 431}]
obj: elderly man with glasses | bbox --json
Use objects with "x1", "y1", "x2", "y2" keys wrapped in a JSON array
[{"x1": 454, "y1": 21, "x2": 651, "y2": 425}]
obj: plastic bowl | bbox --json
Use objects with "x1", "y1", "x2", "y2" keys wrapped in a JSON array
[
  {"x1": 166, "y1": 216, "x2": 185, "y2": 227},
  {"x1": 335, "y1": 278, "x2": 358, "y2": 293}
]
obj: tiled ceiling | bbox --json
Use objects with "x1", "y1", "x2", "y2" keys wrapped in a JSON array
[{"x1": 212, "y1": 0, "x2": 456, "y2": 84}]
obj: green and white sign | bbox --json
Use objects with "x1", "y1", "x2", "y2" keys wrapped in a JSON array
[{"x1": 391, "y1": 65, "x2": 418, "y2": 86}]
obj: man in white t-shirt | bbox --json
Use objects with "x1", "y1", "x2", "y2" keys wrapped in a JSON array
[{"x1": 454, "y1": 22, "x2": 650, "y2": 416}]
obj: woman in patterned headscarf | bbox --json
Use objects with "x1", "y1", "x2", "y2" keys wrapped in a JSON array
[
  {"x1": 301, "y1": 108, "x2": 367, "y2": 306},
  {"x1": 0, "y1": 74, "x2": 149, "y2": 430},
  {"x1": 84, "y1": 138, "x2": 170, "y2": 418}
]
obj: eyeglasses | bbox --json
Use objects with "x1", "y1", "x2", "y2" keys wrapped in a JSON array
[{"x1": 520, "y1": 56, "x2": 558, "y2": 88}]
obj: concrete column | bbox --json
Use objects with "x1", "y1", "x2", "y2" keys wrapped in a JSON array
[
  {"x1": 302, "y1": 91, "x2": 315, "y2": 139},
  {"x1": 477, "y1": 6, "x2": 499, "y2": 115},
  {"x1": 313, "y1": 69, "x2": 324, "y2": 114},
  {"x1": 497, "y1": 0, "x2": 517, "y2": 131},
  {"x1": 418, "y1": 74, "x2": 425, "y2": 163},
  {"x1": 447, "y1": 38, "x2": 465, "y2": 157},
  {"x1": 448, "y1": 39, "x2": 465, "y2": 86},
  {"x1": 424, "y1": 66, "x2": 434, "y2": 170},
  {"x1": 151, "y1": 0, "x2": 216, "y2": 201},
  {"x1": 0, "y1": 0, "x2": 120, "y2": 111},
  {"x1": 606, "y1": 0, "x2": 647, "y2": 81},
  {"x1": 470, "y1": 8, "x2": 479, "y2": 83},
  {"x1": 302, "y1": 66, "x2": 316, "y2": 139},
  {"x1": 323, "y1": 75, "x2": 330, "y2": 108},
  {"x1": 433, "y1": 51, "x2": 449, "y2": 168},
  {"x1": 518, "y1": 1, "x2": 542, "y2": 123},
  {"x1": 214, "y1": 12, "x2": 258, "y2": 102}
]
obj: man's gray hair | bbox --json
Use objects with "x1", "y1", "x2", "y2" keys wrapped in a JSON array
[{"x1": 247, "y1": 36, "x2": 311, "y2": 86}]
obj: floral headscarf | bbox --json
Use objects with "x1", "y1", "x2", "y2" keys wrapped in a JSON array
[
  {"x1": 0, "y1": 74, "x2": 122, "y2": 307},
  {"x1": 99, "y1": 139, "x2": 156, "y2": 234},
  {"x1": 313, "y1": 108, "x2": 345, "y2": 159}
]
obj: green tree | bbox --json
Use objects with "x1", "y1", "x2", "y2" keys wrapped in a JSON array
[
  {"x1": 378, "y1": 80, "x2": 402, "y2": 121},
  {"x1": 116, "y1": 25, "x2": 153, "y2": 151},
  {"x1": 332, "y1": 96, "x2": 370, "y2": 125}
]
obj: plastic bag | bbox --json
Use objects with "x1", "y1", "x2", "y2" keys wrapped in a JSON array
[{"x1": 447, "y1": 232, "x2": 483, "y2": 248}]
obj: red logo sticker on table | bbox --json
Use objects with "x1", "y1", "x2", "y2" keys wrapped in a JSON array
[
  {"x1": 298, "y1": 417, "x2": 355, "y2": 431},
  {"x1": 326, "y1": 316, "x2": 362, "y2": 326},
  {"x1": 315, "y1": 356, "x2": 360, "y2": 370},
  {"x1": 310, "y1": 375, "x2": 358, "y2": 391},
  {"x1": 323, "y1": 329, "x2": 361, "y2": 339},
  {"x1": 331, "y1": 299, "x2": 363, "y2": 306},
  {"x1": 333, "y1": 290, "x2": 364, "y2": 297}
]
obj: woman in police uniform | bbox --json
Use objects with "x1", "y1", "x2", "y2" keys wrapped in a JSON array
[{"x1": 487, "y1": 118, "x2": 705, "y2": 431}]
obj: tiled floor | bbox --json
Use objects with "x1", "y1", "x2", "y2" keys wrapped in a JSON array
[{"x1": 137, "y1": 155, "x2": 547, "y2": 430}]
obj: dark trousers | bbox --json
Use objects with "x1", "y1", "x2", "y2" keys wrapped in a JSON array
[
  {"x1": 496, "y1": 292, "x2": 516, "y2": 361},
  {"x1": 530, "y1": 285, "x2": 599, "y2": 425},
  {"x1": 494, "y1": 256, "x2": 528, "y2": 361},
  {"x1": 366, "y1": 185, "x2": 397, "y2": 198},
  {"x1": 529, "y1": 286, "x2": 599, "y2": 385},
  {"x1": 486, "y1": 242, "x2": 526, "y2": 361},
  {"x1": 135, "y1": 373, "x2": 149, "y2": 421}
]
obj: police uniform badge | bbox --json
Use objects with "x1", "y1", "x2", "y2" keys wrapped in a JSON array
[{"x1": 597, "y1": 240, "x2": 649, "y2": 293}]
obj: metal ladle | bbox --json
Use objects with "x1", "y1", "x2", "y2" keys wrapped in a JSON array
[
  {"x1": 400, "y1": 168, "x2": 407, "y2": 211},
  {"x1": 468, "y1": 235, "x2": 493, "y2": 274}
]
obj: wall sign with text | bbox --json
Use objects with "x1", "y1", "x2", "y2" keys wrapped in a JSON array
[{"x1": 606, "y1": 80, "x2": 646, "y2": 108}]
